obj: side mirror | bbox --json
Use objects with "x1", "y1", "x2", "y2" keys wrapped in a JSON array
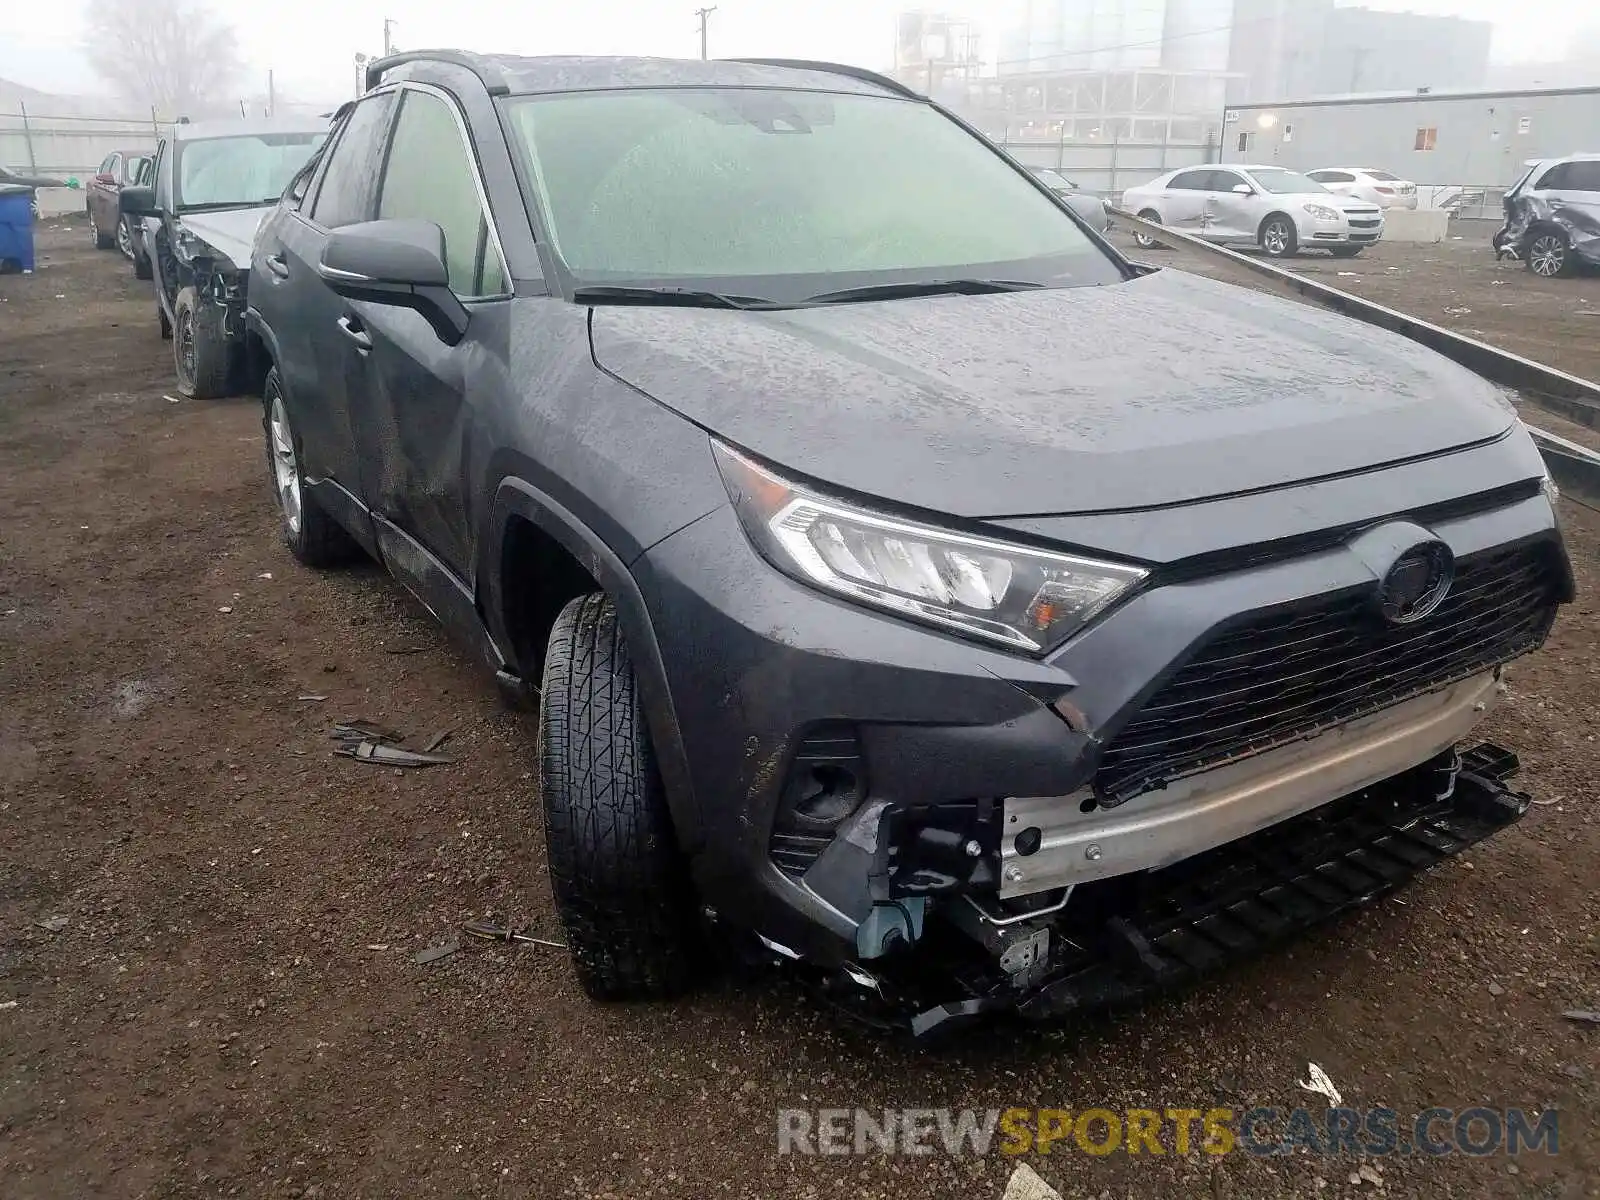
[
  {"x1": 95, "y1": 171, "x2": 116, "y2": 186},
  {"x1": 120, "y1": 185, "x2": 157, "y2": 216},
  {"x1": 1232, "y1": 183, "x2": 1254, "y2": 195},
  {"x1": 317, "y1": 219, "x2": 469, "y2": 346}
]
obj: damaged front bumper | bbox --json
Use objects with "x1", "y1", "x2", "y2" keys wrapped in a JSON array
[{"x1": 871, "y1": 744, "x2": 1531, "y2": 1036}]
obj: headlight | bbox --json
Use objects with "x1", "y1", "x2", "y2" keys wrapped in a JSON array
[
  {"x1": 173, "y1": 226, "x2": 222, "y2": 264},
  {"x1": 1304, "y1": 204, "x2": 1341, "y2": 221},
  {"x1": 712, "y1": 442, "x2": 1148, "y2": 654}
]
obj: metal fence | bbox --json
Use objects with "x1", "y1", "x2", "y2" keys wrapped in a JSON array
[
  {"x1": 995, "y1": 137, "x2": 1212, "y2": 200},
  {"x1": 1, "y1": 107, "x2": 166, "y2": 178}
]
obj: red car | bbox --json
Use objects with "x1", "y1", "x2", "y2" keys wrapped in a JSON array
[{"x1": 86, "y1": 148, "x2": 155, "y2": 263}]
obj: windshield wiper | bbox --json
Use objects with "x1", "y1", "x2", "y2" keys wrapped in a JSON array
[
  {"x1": 800, "y1": 278, "x2": 1046, "y2": 305},
  {"x1": 572, "y1": 285, "x2": 787, "y2": 311}
]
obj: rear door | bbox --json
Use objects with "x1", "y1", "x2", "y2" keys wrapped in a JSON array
[
  {"x1": 253, "y1": 93, "x2": 396, "y2": 539},
  {"x1": 1157, "y1": 169, "x2": 1212, "y2": 233},
  {"x1": 346, "y1": 83, "x2": 512, "y2": 586},
  {"x1": 89, "y1": 153, "x2": 119, "y2": 233}
]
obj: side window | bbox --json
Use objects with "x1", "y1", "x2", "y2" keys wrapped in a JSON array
[
  {"x1": 1314, "y1": 171, "x2": 1352, "y2": 184},
  {"x1": 1534, "y1": 164, "x2": 1569, "y2": 190},
  {"x1": 1168, "y1": 170, "x2": 1210, "y2": 191},
  {"x1": 107, "y1": 154, "x2": 123, "y2": 179},
  {"x1": 1208, "y1": 171, "x2": 1246, "y2": 192},
  {"x1": 99, "y1": 153, "x2": 116, "y2": 175},
  {"x1": 378, "y1": 89, "x2": 506, "y2": 297},
  {"x1": 1565, "y1": 161, "x2": 1600, "y2": 192},
  {"x1": 310, "y1": 94, "x2": 396, "y2": 229},
  {"x1": 152, "y1": 140, "x2": 170, "y2": 206}
]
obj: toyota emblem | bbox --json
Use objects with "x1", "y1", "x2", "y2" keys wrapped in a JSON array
[{"x1": 1377, "y1": 541, "x2": 1454, "y2": 625}]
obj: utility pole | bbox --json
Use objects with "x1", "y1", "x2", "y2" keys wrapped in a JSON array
[
  {"x1": 383, "y1": 18, "x2": 397, "y2": 57},
  {"x1": 267, "y1": 69, "x2": 275, "y2": 117},
  {"x1": 694, "y1": 6, "x2": 717, "y2": 60}
]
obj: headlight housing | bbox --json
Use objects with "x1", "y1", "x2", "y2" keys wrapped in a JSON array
[
  {"x1": 1303, "y1": 204, "x2": 1341, "y2": 221},
  {"x1": 173, "y1": 226, "x2": 224, "y2": 265},
  {"x1": 713, "y1": 442, "x2": 1147, "y2": 654}
]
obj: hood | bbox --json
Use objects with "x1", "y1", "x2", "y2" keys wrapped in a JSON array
[
  {"x1": 587, "y1": 269, "x2": 1516, "y2": 519},
  {"x1": 177, "y1": 205, "x2": 271, "y2": 269}
]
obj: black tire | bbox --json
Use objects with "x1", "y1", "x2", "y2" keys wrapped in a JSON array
[
  {"x1": 1259, "y1": 213, "x2": 1299, "y2": 258},
  {"x1": 92, "y1": 209, "x2": 114, "y2": 250},
  {"x1": 1329, "y1": 246, "x2": 1364, "y2": 259},
  {"x1": 157, "y1": 303, "x2": 171, "y2": 339},
  {"x1": 261, "y1": 367, "x2": 362, "y2": 567},
  {"x1": 540, "y1": 593, "x2": 699, "y2": 1001},
  {"x1": 1133, "y1": 209, "x2": 1165, "y2": 249},
  {"x1": 173, "y1": 286, "x2": 233, "y2": 399},
  {"x1": 1525, "y1": 228, "x2": 1572, "y2": 278}
]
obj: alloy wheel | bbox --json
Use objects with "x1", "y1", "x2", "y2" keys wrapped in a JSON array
[
  {"x1": 1263, "y1": 221, "x2": 1291, "y2": 255},
  {"x1": 176, "y1": 310, "x2": 196, "y2": 389},
  {"x1": 116, "y1": 217, "x2": 133, "y2": 259},
  {"x1": 1528, "y1": 235, "x2": 1567, "y2": 278},
  {"x1": 269, "y1": 392, "x2": 303, "y2": 535}
]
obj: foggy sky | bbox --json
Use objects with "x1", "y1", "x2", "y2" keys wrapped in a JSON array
[{"x1": 4, "y1": 0, "x2": 1591, "y2": 104}]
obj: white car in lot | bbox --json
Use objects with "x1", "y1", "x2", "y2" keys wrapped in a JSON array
[
  {"x1": 1307, "y1": 167, "x2": 1420, "y2": 210},
  {"x1": 1121, "y1": 164, "x2": 1385, "y2": 258}
]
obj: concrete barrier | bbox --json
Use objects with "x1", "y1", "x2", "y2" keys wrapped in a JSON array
[
  {"x1": 35, "y1": 187, "x2": 86, "y2": 218},
  {"x1": 1380, "y1": 208, "x2": 1450, "y2": 244}
]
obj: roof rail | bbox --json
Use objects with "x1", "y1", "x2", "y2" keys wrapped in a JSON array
[
  {"x1": 727, "y1": 58, "x2": 923, "y2": 101},
  {"x1": 364, "y1": 50, "x2": 510, "y2": 96}
]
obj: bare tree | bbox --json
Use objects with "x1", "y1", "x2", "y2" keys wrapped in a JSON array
[{"x1": 83, "y1": 0, "x2": 243, "y2": 118}]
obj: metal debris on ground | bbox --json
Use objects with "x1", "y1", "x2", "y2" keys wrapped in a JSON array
[
  {"x1": 384, "y1": 645, "x2": 429, "y2": 655},
  {"x1": 335, "y1": 740, "x2": 454, "y2": 767},
  {"x1": 1562, "y1": 1009, "x2": 1600, "y2": 1024},
  {"x1": 1002, "y1": 1162, "x2": 1063, "y2": 1200},
  {"x1": 36, "y1": 915, "x2": 69, "y2": 933},
  {"x1": 330, "y1": 720, "x2": 403, "y2": 743},
  {"x1": 414, "y1": 942, "x2": 461, "y2": 965},
  {"x1": 297, "y1": 694, "x2": 328, "y2": 702},
  {"x1": 0, "y1": 1000, "x2": 17, "y2": 1011},
  {"x1": 420, "y1": 729, "x2": 452, "y2": 753},
  {"x1": 1298, "y1": 1062, "x2": 1344, "y2": 1106},
  {"x1": 461, "y1": 920, "x2": 566, "y2": 950}
]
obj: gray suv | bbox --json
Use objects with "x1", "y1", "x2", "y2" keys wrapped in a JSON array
[{"x1": 245, "y1": 51, "x2": 1572, "y2": 1035}]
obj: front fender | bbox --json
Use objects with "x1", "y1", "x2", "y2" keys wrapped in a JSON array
[{"x1": 481, "y1": 478, "x2": 702, "y2": 849}]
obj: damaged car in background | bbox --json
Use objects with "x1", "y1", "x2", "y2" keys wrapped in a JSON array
[
  {"x1": 249, "y1": 51, "x2": 1573, "y2": 1038},
  {"x1": 121, "y1": 117, "x2": 328, "y2": 397},
  {"x1": 1493, "y1": 153, "x2": 1600, "y2": 278}
]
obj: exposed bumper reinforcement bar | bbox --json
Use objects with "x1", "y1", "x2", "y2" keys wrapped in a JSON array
[
  {"x1": 900, "y1": 743, "x2": 1528, "y2": 1036},
  {"x1": 1001, "y1": 672, "x2": 1500, "y2": 898}
]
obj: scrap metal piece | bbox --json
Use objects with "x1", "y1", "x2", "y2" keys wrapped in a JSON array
[
  {"x1": 1563, "y1": 1010, "x2": 1600, "y2": 1025},
  {"x1": 329, "y1": 719, "x2": 404, "y2": 743},
  {"x1": 460, "y1": 920, "x2": 565, "y2": 949},
  {"x1": 420, "y1": 729, "x2": 452, "y2": 753},
  {"x1": 414, "y1": 942, "x2": 460, "y2": 965},
  {"x1": 334, "y1": 740, "x2": 454, "y2": 767}
]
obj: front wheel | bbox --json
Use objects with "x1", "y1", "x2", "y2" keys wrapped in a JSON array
[
  {"x1": 540, "y1": 593, "x2": 700, "y2": 1001},
  {"x1": 1259, "y1": 215, "x2": 1299, "y2": 258},
  {"x1": 1133, "y1": 209, "x2": 1165, "y2": 249},
  {"x1": 1526, "y1": 230, "x2": 1572, "y2": 278},
  {"x1": 172, "y1": 286, "x2": 233, "y2": 399}
]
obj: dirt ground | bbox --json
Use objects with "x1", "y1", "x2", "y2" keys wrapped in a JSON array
[{"x1": 2, "y1": 222, "x2": 1597, "y2": 1200}]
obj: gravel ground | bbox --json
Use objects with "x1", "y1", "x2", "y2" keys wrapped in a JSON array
[{"x1": 2, "y1": 221, "x2": 1597, "y2": 1200}]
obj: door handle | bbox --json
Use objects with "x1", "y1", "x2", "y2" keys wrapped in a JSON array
[
  {"x1": 337, "y1": 314, "x2": 372, "y2": 352},
  {"x1": 264, "y1": 254, "x2": 289, "y2": 279}
]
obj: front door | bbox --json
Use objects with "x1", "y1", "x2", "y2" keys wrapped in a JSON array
[
  {"x1": 344, "y1": 85, "x2": 512, "y2": 586},
  {"x1": 1204, "y1": 169, "x2": 1258, "y2": 241},
  {"x1": 257, "y1": 92, "x2": 396, "y2": 528},
  {"x1": 1157, "y1": 169, "x2": 1212, "y2": 234}
]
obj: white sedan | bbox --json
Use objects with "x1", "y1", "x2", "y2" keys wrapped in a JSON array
[
  {"x1": 1307, "y1": 167, "x2": 1419, "y2": 210},
  {"x1": 1121, "y1": 165, "x2": 1384, "y2": 258}
]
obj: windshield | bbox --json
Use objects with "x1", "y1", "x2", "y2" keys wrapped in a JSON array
[
  {"x1": 175, "y1": 132, "x2": 326, "y2": 209},
  {"x1": 1248, "y1": 168, "x2": 1329, "y2": 195},
  {"x1": 504, "y1": 88, "x2": 1120, "y2": 299},
  {"x1": 1030, "y1": 167, "x2": 1074, "y2": 189}
]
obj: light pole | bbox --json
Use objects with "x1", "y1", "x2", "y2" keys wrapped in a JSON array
[{"x1": 694, "y1": 6, "x2": 717, "y2": 60}]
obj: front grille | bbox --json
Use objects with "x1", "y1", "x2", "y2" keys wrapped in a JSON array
[
  {"x1": 1093, "y1": 543, "x2": 1562, "y2": 804},
  {"x1": 1349, "y1": 218, "x2": 1381, "y2": 228}
]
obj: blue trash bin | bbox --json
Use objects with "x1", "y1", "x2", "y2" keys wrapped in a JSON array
[{"x1": 0, "y1": 184, "x2": 36, "y2": 274}]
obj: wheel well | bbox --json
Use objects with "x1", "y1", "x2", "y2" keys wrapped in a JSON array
[
  {"x1": 242, "y1": 328, "x2": 273, "y2": 397},
  {"x1": 500, "y1": 515, "x2": 599, "y2": 683},
  {"x1": 1258, "y1": 211, "x2": 1295, "y2": 239},
  {"x1": 1138, "y1": 207, "x2": 1161, "y2": 219}
]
